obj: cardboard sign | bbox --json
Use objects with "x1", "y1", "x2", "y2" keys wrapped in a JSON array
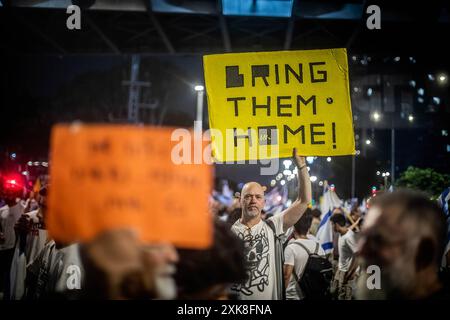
[
  {"x1": 47, "y1": 124, "x2": 213, "y2": 249},
  {"x1": 203, "y1": 48, "x2": 355, "y2": 162}
]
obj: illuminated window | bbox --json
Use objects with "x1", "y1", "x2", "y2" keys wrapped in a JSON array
[{"x1": 222, "y1": 0, "x2": 294, "y2": 18}]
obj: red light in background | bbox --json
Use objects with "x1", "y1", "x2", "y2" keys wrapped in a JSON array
[{"x1": 2, "y1": 173, "x2": 24, "y2": 191}]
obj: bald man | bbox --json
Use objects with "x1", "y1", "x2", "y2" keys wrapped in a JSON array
[{"x1": 230, "y1": 148, "x2": 311, "y2": 300}]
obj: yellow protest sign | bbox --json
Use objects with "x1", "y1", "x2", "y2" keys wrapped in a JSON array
[
  {"x1": 203, "y1": 48, "x2": 355, "y2": 162},
  {"x1": 47, "y1": 124, "x2": 213, "y2": 249}
]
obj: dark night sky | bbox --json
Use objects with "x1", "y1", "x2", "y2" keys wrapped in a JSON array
[{"x1": 11, "y1": 55, "x2": 122, "y2": 97}]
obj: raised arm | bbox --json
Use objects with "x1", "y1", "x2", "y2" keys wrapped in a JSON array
[{"x1": 282, "y1": 148, "x2": 312, "y2": 231}]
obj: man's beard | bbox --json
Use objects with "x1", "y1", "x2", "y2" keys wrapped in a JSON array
[
  {"x1": 243, "y1": 207, "x2": 260, "y2": 219},
  {"x1": 356, "y1": 258, "x2": 416, "y2": 300},
  {"x1": 154, "y1": 264, "x2": 177, "y2": 299}
]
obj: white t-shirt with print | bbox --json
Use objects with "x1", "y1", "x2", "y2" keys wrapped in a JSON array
[
  {"x1": 24, "y1": 209, "x2": 48, "y2": 265},
  {"x1": 338, "y1": 229, "x2": 358, "y2": 272},
  {"x1": 284, "y1": 238, "x2": 325, "y2": 300},
  {"x1": 9, "y1": 209, "x2": 47, "y2": 300},
  {"x1": 231, "y1": 214, "x2": 284, "y2": 300}
]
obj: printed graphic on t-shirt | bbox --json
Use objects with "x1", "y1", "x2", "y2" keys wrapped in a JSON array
[
  {"x1": 235, "y1": 227, "x2": 270, "y2": 296},
  {"x1": 30, "y1": 222, "x2": 44, "y2": 236}
]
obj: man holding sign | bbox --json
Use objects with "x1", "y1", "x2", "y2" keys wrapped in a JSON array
[
  {"x1": 230, "y1": 148, "x2": 311, "y2": 300},
  {"x1": 204, "y1": 48, "x2": 353, "y2": 300}
]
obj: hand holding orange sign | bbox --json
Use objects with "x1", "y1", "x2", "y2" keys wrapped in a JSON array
[{"x1": 47, "y1": 124, "x2": 213, "y2": 249}]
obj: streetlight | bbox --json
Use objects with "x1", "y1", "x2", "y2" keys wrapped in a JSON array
[
  {"x1": 365, "y1": 139, "x2": 371, "y2": 145},
  {"x1": 437, "y1": 73, "x2": 447, "y2": 85},
  {"x1": 310, "y1": 176, "x2": 317, "y2": 182},
  {"x1": 408, "y1": 115, "x2": 414, "y2": 122},
  {"x1": 382, "y1": 172, "x2": 390, "y2": 190},
  {"x1": 371, "y1": 112, "x2": 381, "y2": 121},
  {"x1": 194, "y1": 84, "x2": 204, "y2": 135}
]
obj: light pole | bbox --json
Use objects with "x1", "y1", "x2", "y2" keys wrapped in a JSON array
[
  {"x1": 391, "y1": 128, "x2": 395, "y2": 187},
  {"x1": 195, "y1": 85, "x2": 204, "y2": 135},
  {"x1": 351, "y1": 155, "x2": 355, "y2": 198},
  {"x1": 382, "y1": 171, "x2": 390, "y2": 190}
]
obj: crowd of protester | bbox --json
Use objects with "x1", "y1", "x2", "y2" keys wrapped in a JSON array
[{"x1": 1, "y1": 153, "x2": 449, "y2": 300}]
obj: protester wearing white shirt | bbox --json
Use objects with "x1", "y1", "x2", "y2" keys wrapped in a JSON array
[
  {"x1": 284, "y1": 210, "x2": 325, "y2": 300},
  {"x1": 330, "y1": 213, "x2": 358, "y2": 300},
  {"x1": 338, "y1": 228, "x2": 357, "y2": 272},
  {"x1": 0, "y1": 201, "x2": 23, "y2": 299},
  {"x1": 231, "y1": 149, "x2": 312, "y2": 300}
]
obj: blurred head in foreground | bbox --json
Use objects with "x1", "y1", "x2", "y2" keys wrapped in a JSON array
[
  {"x1": 175, "y1": 220, "x2": 246, "y2": 299},
  {"x1": 81, "y1": 229, "x2": 178, "y2": 300},
  {"x1": 357, "y1": 190, "x2": 447, "y2": 299}
]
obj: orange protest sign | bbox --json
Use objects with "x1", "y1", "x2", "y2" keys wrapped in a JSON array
[{"x1": 47, "y1": 124, "x2": 213, "y2": 249}]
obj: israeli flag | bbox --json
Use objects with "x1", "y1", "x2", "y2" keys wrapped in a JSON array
[
  {"x1": 437, "y1": 187, "x2": 450, "y2": 218},
  {"x1": 316, "y1": 185, "x2": 343, "y2": 254},
  {"x1": 212, "y1": 180, "x2": 234, "y2": 206}
]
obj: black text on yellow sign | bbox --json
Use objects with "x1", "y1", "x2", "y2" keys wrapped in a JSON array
[{"x1": 203, "y1": 48, "x2": 355, "y2": 162}]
